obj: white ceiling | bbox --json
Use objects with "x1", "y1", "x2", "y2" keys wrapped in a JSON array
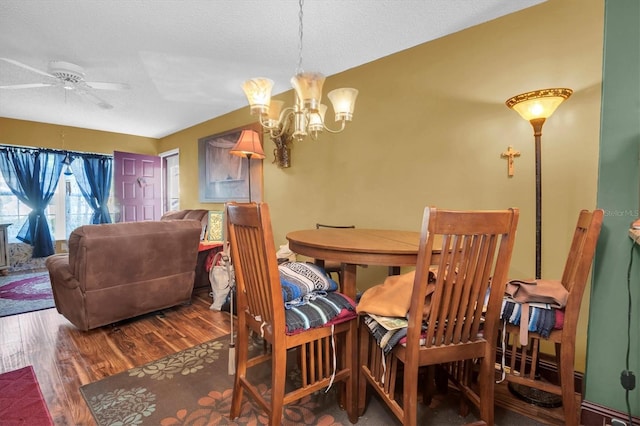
[{"x1": 0, "y1": 0, "x2": 545, "y2": 139}]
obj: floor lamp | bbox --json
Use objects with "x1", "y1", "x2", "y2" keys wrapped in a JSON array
[
  {"x1": 506, "y1": 88, "x2": 573, "y2": 279},
  {"x1": 505, "y1": 87, "x2": 572, "y2": 406},
  {"x1": 230, "y1": 129, "x2": 265, "y2": 203}
]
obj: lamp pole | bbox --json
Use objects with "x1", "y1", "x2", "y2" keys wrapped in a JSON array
[
  {"x1": 230, "y1": 129, "x2": 265, "y2": 203},
  {"x1": 531, "y1": 117, "x2": 545, "y2": 279},
  {"x1": 246, "y1": 153, "x2": 253, "y2": 203}
]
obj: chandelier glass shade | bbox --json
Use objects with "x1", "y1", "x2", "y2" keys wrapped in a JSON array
[
  {"x1": 241, "y1": 0, "x2": 358, "y2": 142},
  {"x1": 242, "y1": 74, "x2": 358, "y2": 142}
]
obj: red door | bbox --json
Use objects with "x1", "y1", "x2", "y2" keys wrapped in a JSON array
[{"x1": 113, "y1": 151, "x2": 161, "y2": 222}]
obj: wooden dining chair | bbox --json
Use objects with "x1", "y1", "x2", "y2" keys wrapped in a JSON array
[
  {"x1": 315, "y1": 223, "x2": 356, "y2": 282},
  {"x1": 501, "y1": 209, "x2": 603, "y2": 425},
  {"x1": 358, "y1": 207, "x2": 520, "y2": 426},
  {"x1": 227, "y1": 203, "x2": 359, "y2": 424}
]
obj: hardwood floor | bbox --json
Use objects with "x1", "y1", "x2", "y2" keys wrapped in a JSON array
[
  {"x1": 0, "y1": 288, "x2": 572, "y2": 426},
  {"x1": 0, "y1": 290, "x2": 230, "y2": 426}
]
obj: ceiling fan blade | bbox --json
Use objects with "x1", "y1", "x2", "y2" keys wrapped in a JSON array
[
  {"x1": 84, "y1": 81, "x2": 130, "y2": 91},
  {"x1": 0, "y1": 58, "x2": 56, "y2": 78},
  {"x1": 0, "y1": 83, "x2": 55, "y2": 89},
  {"x1": 75, "y1": 89, "x2": 113, "y2": 110}
]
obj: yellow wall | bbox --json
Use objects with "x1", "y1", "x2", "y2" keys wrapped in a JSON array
[
  {"x1": 160, "y1": 111, "x2": 250, "y2": 211},
  {"x1": 159, "y1": 0, "x2": 604, "y2": 371},
  {"x1": 0, "y1": 118, "x2": 158, "y2": 155},
  {"x1": 1, "y1": 0, "x2": 604, "y2": 372}
]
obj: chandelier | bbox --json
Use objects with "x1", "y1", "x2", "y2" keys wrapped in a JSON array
[{"x1": 241, "y1": 0, "x2": 358, "y2": 142}]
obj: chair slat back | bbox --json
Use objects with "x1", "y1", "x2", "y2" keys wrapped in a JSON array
[
  {"x1": 407, "y1": 208, "x2": 519, "y2": 350},
  {"x1": 560, "y1": 209, "x2": 604, "y2": 296},
  {"x1": 226, "y1": 203, "x2": 285, "y2": 332},
  {"x1": 558, "y1": 209, "x2": 604, "y2": 331}
]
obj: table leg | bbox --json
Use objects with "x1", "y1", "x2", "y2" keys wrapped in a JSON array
[{"x1": 342, "y1": 264, "x2": 359, "y2": 422}]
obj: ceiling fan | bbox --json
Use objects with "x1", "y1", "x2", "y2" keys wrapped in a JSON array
[{"x1": 0, "y1": 58, "x2": 129, "y2": 109}]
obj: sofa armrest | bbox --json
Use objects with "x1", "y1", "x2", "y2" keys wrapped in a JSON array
[{"x1": 46, "y1": 254, "x2": 79, "y2": 290}]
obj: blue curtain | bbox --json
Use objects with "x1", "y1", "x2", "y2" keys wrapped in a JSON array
[
  {"x1": 70, "y1": 154, "x2": 113, "y2": 224},
  {"x1": 0, "y1": 147, "x2": 65, "y2": 257}
]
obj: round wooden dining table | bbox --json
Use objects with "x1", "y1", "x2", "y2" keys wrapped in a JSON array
[
  {"x1": 286, "y1": 228, "x2": 422, "y2": 302},
  {"x1": 286, "y1": 228, "x2": 424, "y2": 418}
]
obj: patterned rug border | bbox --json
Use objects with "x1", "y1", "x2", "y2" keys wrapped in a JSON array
[
  {"x1": 80, "y1": 333, "x2": 374, "y2": 426},
  {"x1": 79, "y1": 334, "x2": 543, "y2": 426},
  {"x1": 0, "y1": 270, "x2": 54, "y2": 318}
]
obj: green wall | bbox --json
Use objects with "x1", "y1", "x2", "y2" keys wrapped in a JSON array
[{"x1": 586, "y1": 0, "x2": 640, "y2": 416}]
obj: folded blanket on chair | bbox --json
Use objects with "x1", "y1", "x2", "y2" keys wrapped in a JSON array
[
  {"x1": 362, "y1": 315, "x2": 411, "y2": 355},
  {"x1": 279, "y1": 262, "x2": 338, "y2": 302},
  {"x1": 500, "y1": 298, "x2": 561, "y2": 338},
  {"x1": 284, "y1": 292, "x2": 356, "y2": 334}
]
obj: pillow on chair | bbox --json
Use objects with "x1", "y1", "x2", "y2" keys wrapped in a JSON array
[
  {"x1": 279, "y1": 261, "x2": 338, "y2": 302},
  {"x1": 285, "y1": 291, "x2": 356, "y2": 334},
  {"x1": 278, "y1": 261, "x2": 355, "y2": 335}
]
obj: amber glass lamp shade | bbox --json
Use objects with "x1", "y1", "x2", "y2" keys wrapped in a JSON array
[{"x1": 505, "y1": 88, "x2": 573, "y2": 121}]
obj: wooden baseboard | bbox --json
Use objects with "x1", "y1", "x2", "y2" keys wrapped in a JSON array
[
  {"x1": 493, "y1": 347, "x2": 585, "y2": 425},
  {"x1": 581, "y1": 400, "x2": 638, "y2": 426}
]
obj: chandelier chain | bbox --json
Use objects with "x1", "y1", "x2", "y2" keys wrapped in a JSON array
[{"x1": 296, "y1": 0, "x2": 304, "y2": 74}]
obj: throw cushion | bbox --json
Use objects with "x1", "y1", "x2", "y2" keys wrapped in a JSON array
[
  {"x1": 279, "y1": 262, "x2": 338, "y2": 302},
  {"x1": 285, "y1": 291, "x2": 356, "y2": 334}
]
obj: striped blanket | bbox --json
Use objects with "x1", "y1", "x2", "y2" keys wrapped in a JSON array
[
  {"x1": 278, "y1": 262, "x2": 355, "y2": 335},
  {"x1": 362, "y1": 314, "x2": 411, "y2": 355},
  {"x1": 285, "y1": 292, "x2": 356, "y2": 335},
  {"x1": 500, "y1": 298, "x2": 564, "y2": 338},
  {"x1": 279, "y1": 262, "x2": 338, "y2": 302}
]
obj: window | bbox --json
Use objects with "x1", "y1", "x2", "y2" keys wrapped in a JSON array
[
  {"x1": 161, "y1": 149, "x2": 180, "y2": 213},
  {"x1": 0, "y1": 177, "x2": 41, "y2": 242},
  {"x1": 63, "y1": 173, "x2": 96, "y2": 239},
  {"x1": 0, "y1": 172, "x2": 96, "y2": 243}
]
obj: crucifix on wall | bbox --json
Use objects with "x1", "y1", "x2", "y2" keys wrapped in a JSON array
[{"x1": 501, "y1": 145, "x2": 521, "y2": 177}]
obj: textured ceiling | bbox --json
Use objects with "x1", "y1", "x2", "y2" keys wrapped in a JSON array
[{"x1": 0, "y1": 1, "x2": 545, "y2": 139}]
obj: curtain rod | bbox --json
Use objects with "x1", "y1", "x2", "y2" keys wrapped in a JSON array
[{"x1": 0, "y1": 143, "x2": 112, "y2": 158}]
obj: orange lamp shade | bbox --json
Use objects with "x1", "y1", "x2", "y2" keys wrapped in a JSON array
[{"x1": 230, "y1": 130, "x2": 265, "y2": 159}]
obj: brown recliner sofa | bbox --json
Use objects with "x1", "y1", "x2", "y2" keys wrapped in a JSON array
[
  {"x1": 45, "y1": 220, "x2": 202, "y2": 330},
  {"x1": 161, "y1": 209, "x2": 223, "y2": 292},
  {"x1": 160, "y1": 209, "x2": 209, "y2": 236}
]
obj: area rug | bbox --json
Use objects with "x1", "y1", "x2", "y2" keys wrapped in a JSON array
[
  {"x1": 0, "y1": 365, "x2": 55, "y2": 426},
  {"x1": 0, "y1": 271, "x2": 54, "y2": 318},
  {"x1": 80, "y1": 334, "x2": 540, "y2": 426}
]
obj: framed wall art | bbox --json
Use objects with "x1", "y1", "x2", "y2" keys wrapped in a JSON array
[{"x1": 198, "y1": 124, "x2": 264, "y2": 203}]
